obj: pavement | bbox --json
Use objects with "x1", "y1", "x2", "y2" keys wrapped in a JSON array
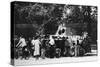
[{"x1": 14, "y1": 50, "x2": 97, "y2": 66}]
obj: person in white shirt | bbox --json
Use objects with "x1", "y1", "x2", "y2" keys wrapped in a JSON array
[
  {"x1": 31, "y1": 37, "x2": 35, "y2": 47},
  {"x1": 16, "y1": 36, "x2": 27, "y2": 59},
  {"x1": 16, "y1": 36, "x2": 27, "y2": 47},
  {"x1": 49, "y1": 35, "x2": 55, "y2": 46},
  {"x1": 49, "y1": 35, "x2": 55, "y2": 58}
]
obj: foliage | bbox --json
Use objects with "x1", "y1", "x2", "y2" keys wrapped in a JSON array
[{"x1": 13, "y1": 2, "x2": 97, "y2": 41}]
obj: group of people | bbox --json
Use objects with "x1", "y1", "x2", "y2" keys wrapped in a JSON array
[{"x1": 14, "y1": 32, "x2": 91, "y2": 60}]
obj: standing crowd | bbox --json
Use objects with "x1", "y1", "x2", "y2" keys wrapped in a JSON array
[{"x1": 13, "y1": 32, "x2": 91, "y2": 60}]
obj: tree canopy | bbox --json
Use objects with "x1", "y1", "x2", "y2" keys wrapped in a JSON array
[{"x1": 13, "y1": 1, "x2": 97, "y2": 42}]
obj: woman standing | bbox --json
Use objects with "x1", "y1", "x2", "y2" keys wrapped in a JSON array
[{"x1": 32, "y1": 37, "x2": 41, "y2": 60}]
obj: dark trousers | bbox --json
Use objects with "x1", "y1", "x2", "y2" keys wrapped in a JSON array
[
  {"x1": 22, "y1": 46, "x2": 29, "y2": 59},
  {"x1": 49, "y1": 45, "x2": 55, "y2": 58}
]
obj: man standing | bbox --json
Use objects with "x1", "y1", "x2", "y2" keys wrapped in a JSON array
[
  {"x1": 49, "y1": 35, "x2": 55, "y2": 58},
  {"x1": 16, "y1": 36, "x2": 27, "y2": 59}
]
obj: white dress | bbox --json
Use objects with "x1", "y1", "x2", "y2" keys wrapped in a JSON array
[{"x1": 33, "y1": 39, "x2": 41, "y2": 56}]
